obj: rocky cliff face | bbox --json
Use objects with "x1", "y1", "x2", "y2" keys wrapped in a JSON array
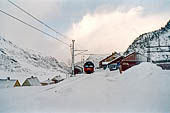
[{"x1": 125, "y1": 20, "x2": 170, "y2": 61}]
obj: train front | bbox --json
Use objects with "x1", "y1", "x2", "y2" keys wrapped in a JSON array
[{"x1": 84, "y1": 61, "x2": 94, "y2": 74}]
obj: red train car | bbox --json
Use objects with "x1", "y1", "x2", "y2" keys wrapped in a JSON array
[{"x1": 84, "y1": 61, "x2": 94, "y2": 74}]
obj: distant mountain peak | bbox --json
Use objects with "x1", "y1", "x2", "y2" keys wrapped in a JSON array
[{"x1": 165, "y1": 20, "x2": 170, "y2": 29}]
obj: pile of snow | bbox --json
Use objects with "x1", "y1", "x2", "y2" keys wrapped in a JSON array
[
  {"x1": 123, "y1": 62, "x2": 162, "y2": 76},
  {"x1": 104, "y1": 62, "x2": 170, "y2": 112},
  {"x1": 0, "y1": 62, "x2": 169, "y2": 113}
]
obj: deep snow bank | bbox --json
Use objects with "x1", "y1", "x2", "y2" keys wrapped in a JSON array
[
  {"x1": 113, "y1": 62, "x2": 170, "y2": 112},
  {"x1": 0, "y1": 63, "x2": 169, "y2": 113},
  {"x1": 123, "y1": 62, "x2": 162, "y2": 75}
]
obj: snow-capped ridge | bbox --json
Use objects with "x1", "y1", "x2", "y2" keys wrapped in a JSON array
[
  {"x1": 165, "y1": 20, "x2": 170, "y2": 29},
  {"x1": 0, "y1": 35, "x2": 69, "y2": 82},
  {"x1": 125, "y1": 20, "x2": 170, "y2": 61}
]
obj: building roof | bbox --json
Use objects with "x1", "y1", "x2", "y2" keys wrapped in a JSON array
[
  {"x1": 25, "y1": 77, "x2": 41, "y2": 86},
  {"x1": 102, "y1": 62, "x2": 110, "y2": 65},
  {"x1": 108, "y1": 56, "x2": 124, "y2": 65},
  {"x1": 123, "y1": 52, "x2": 149, "y2": 62},
  {"x1": 52, "y1": 75, "x2": 64, "y2": 81},
  {"x1": 75, "y1": 65, "x2": 83, "y2": 70},
  {"x1": 0, "y1": 79, "x2": 19, "y2": 88},
  {"x1": 124, "y1": 52, "x2": 147, "y2": 58},
  {"x1": 99, "y1": 52, "x2": 118, "y2": 62},
  {"x1": 124, "y1": 52, "x2": 137, "y2": 57}
]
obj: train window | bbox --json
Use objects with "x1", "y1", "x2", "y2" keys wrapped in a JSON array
[
  {"x1": 89, "y1": 65, "x2": 94, "y2": 67},
  {"x1": 85, "y1": 65, "x2": 89, "y2": 68}
]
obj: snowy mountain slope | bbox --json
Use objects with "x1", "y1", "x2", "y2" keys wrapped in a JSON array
[
  {"x1": 0, "y1": 62, "x2": 169, "y2": 113},
  {"x1": 125, "y1": 20, "x2": 170, "y2": 61},
  {"x1": 0, "y1": 35, "x2": 69, "y2": 82}
]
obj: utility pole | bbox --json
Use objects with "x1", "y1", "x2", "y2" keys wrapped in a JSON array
[
  {"x1": 70, "y1": 40, "x2": 88, "y2": 76},
  {"x1": 82, "y1": 55, "x2": 85, "y2": 65},
  {"x1": 147, "y1": 38, "x2": 150, "y2": 62},
  {"x1": 71, "y1": 40, "x2": 75, "y2": 76},
  {"x1": 81, "y1": 55, "x2": 85, "y2": 66}
]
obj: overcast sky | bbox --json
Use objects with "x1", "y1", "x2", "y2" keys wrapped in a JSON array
[{"x1": 0, "y1": 0, "x2": 170, "y2": 63}]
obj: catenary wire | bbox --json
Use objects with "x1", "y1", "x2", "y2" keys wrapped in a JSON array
[
  {"x1": 8, "y1": 0, "x2": 87, "y2": 51},
  {"x1": 0, "y1": 9, "x2": 70, "y2": 47},
  {"x1": 8, "y1": 0, "x2": 71, "y2": 42}
]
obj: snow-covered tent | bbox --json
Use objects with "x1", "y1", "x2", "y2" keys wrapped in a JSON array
[
  {"x1": 22, "y1": 76, "x2": 41, "y2": 86},
  {"x1": 0, "y1": 77, "x2": 20, "y2": 88}
]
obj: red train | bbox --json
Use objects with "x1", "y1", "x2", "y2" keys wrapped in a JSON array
[{"x1": 84, "y1": 61, "x2": 94, "y2": 74}]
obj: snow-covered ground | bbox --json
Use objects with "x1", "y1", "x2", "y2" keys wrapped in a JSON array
[{"x1": 0, "y1": 62, "x2": 169, "y2": 113}]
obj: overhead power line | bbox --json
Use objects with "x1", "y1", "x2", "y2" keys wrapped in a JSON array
[
  {"x1": 74, "y1": 50, "x2": 88, "y2": 56},
  {"x1": 8, "y1": 0, "x2": 90, "y2": 50},
  {"x1": 8, "y1": 0, "x2": 70, "y2": 41},
  {"x1": 0, "y1": 9, "x2": 70, "y2": 46},
  {"x1": 7, "y1": 0, "x2": 91, "y2": 69},
  {"x1": 8, "y1": 0, "x2": 87, "y2": 51}
]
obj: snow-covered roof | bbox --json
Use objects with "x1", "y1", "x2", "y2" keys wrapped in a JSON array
[
  {"x1": 52, "y1": 75, "x2": 64, "y2": 81},
  {"x1": 26, "y1": 77, "x2": 41, "y2": 86},
  {"x1": 75, "y1": 65, "x2": 83, "y2": 70},
  {"x1": 0, "y1": 79, "x2": 18, "y2": 88},
  {"x1": 41, "y1": 79, "x2": 55, "y2": 84},
  {"x1": 102, "y1": 62, "x2": 109, "y2": 65},
  {"x1": 108, "y1": 56, "x2": 123, "y2": 64}
]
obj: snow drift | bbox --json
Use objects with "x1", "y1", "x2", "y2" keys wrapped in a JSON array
[{"x1": 0, "y1": 62, "x2": 169, "y2": 113}]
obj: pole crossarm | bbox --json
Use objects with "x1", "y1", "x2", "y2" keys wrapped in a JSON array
[
  {"x1": 74, "y1": 50, "x2": 88, "y2": 56},
  {"x1": 74, "y1": 50, "x2": 88, "y2": 51}
]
